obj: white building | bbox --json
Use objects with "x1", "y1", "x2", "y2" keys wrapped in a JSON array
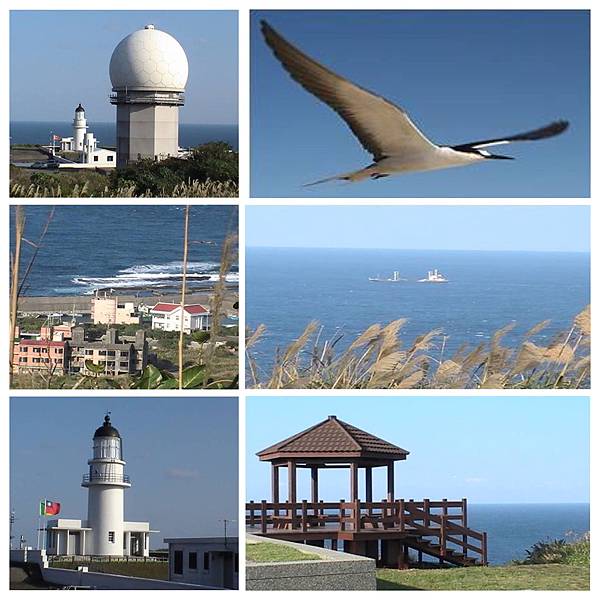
[
  {"x1": 91, "y1": 293, "x2": 140, "y2": 325},
  {"x1": 150, "y1": 303, "x2": 211, "y2": 334},
  {"x1": 109, "y1": 24, "x2": 188, "y2": 168},
  {"x1": 58, "y1": 104, "x2": 116, "y2": 168},
  {"x1": 164, "y1": 537, "x2": 239, "y2": 589},
  {"x1": 45, "y1": 414, "x2": 156, "y2": 557}
]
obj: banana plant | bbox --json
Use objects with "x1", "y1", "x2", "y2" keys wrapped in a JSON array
[{"x1": 131, "y1": 364, "x2": 238, "y2": 390}]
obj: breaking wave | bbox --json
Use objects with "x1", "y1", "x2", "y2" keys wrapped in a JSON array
[{"x1": 71, "y1": 261, "x2": 239, "y2": 294}]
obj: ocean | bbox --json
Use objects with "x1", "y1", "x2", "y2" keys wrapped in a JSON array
[
  {"x1": 304, "y1": 503, "x2": 589, "y2": 565},
  {"x1": 246, "y1": 248, "x2": 590, "y2": 376},
  {"x1": 467, "y1": 503, "x2": 589, "y2": 565},
  {"x1": 11, "y1": 205, "x2": 238, "y2": 297},
  {"x1": 10, "y1": 121, "x2": 238, "y2": 150}
]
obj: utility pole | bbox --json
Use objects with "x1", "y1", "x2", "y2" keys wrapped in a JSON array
[
  {"x1": 9, "y1": 509, "x2": 15, "y2": 550},
  {"x1": 219, "y1": 519, "x2": 237, "y2": 547}
]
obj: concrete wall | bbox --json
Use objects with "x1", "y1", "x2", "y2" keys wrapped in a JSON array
[
  {"x1": 11, "y1": 551, "x2": 219, "y2": 590},
  {"x1": 167, "y1": 540, "x2": 239, "y2": 589},
  {"x1": 41, "y1": 567, "x2": 219, "y2": 590},
  {"x1": 246, "y1": 535, "x2": 376, "y2": 591}
]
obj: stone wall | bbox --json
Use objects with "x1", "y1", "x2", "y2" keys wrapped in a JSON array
[{"x1": 246, "y1": 534, "x2": 376, "y2": 591}]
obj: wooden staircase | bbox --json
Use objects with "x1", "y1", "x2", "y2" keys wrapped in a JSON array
[{"x1": 400, "y1": 500, "x2": 487, "y2": 567}]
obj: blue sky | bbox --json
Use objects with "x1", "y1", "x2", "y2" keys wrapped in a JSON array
[
  {"x1": 246, "y1": 396, "x2": 589, "y2": 504},
  {"x1": 10, "y1": 397, "x2": 238, "y2": 550},
  {"x1": 10, "y1": 11, "x2": 238, "y2": 124},
  {"x1": 246, "y1": 205, "x2": 590, "y2": 253},
  {"x1": 251, "y1": 10, "x2": 590, "y2": 198}
]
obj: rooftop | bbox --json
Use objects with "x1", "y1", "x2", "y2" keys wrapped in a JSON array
[
  {"x1": 151, "y1": 303, "x2": 209, "y2": 315},
  {"x1": 257, "y1": 416, "x2": 409, "y2": 463}
]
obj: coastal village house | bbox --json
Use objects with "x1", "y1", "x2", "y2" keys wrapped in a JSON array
[
  {"x1": 150, "y1": 303, "x2": 211, "y2": 334},
  {"x1": 13, "y1": 325, "x2": 147, "y2": 377},
  {"x1": 91, "y1": 292, "x2": 140, "y2": 326},
  {"x1": 69, "y1": 328, "x2": 147, "y2": 376},
  {"x1": 164, "y1": 537, "x2": 239, "y2": 590},
  {"x1": 12, "y1": 339, "x2": 69, "y2": 375}
]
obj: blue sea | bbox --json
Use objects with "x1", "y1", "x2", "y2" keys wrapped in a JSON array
[
  {"x1": 10, "y1": 121, "x2": 238, "y2": 150},
  {"x1": 468, "y1": 503, "x2": 589, "y2": 565},
  {"x1": 247, "y1": 248, "x2": 590, "y2": 377},
  {"x1": 308, "y1": 503, "x2": 589, "y2": 565},
  {"x1": 11, "y1": 205, "x2": 239, "y2": 297}
]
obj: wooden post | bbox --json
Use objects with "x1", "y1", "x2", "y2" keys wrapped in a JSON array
[
  {"x1": 440, "y1": 514, "x2": 446, "y2": 562},
  {"x1": 365, "y1": 467, "x2": 373, "y2": 503},
  {"x1": 482, "y1": 531, "x2": 488, "y2": 566},
  {"x1": 311, "y1": 466, "x2": 319, "y2": 520},
  {"x1": 249, "y1": 500, "x2": 255, "y2": 528},
  {"x1": 423, "y1": 498, "x2": 430, "y2": 528},
  {"x1": 350, "y1": 462, "x2": 359, "y2": 502},
  {"x1": 353, "y1": 498, "x2": 361, "y2": 532},
  {"x1": 287, "y1": 460, "x2": 297, "y2": 503},
  {"x1": 271, "y1": 465, "x2": 279, "y2": 504},
  {"x1": 301, "y1": 500, "x2": 308, "y2": 533},
  {"x1": 387, "y1": 462, "x2": 395, "y2": 501},
  {"x1": 260, "y1": 500, "x2": 267, "y2": 534},
  {"x1": 462, "y1": 498, "x2": 468, "y2": 558},
  {"x1": 399, "y1": 499, "x2": 405, "y2": 532},
  {"x1": 339, "y1": 499, "x2": 346, "y2": 531}
]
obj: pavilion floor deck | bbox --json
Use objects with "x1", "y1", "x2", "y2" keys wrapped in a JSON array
[{"x1": 246, "y1": 499, "x2": 487, "y2": 568}]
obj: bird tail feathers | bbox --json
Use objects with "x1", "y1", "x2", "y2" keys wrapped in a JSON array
[{"x1": 304, "y1": 166, "x2": 377, "y2": 187}]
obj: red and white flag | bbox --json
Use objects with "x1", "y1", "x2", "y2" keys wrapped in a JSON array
[
  {"x1": 52, "y1": 135, "x2": 61, "y2": 141},
  {"x1": 40, "y1": 499, "x2": 61, "y2": 516}
]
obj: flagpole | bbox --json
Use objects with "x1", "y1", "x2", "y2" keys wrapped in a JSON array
[{"x1": 36, "y1": 499, "x2": 42, "y2": 550}]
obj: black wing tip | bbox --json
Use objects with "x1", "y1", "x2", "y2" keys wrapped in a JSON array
[{"x1": 548, "y1": 119, "x2": 570, "y2": 135}]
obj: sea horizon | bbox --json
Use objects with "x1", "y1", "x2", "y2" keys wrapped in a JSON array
[
  {"x1": 10, "y1": 120, "x2": 239, "y2": 150},
  {"x1": 247, "y1": 246, "x2": 589, "y2": 255}
]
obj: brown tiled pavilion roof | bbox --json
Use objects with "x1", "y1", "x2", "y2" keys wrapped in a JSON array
[{"x1": 257, "y1": 416, "x2": 409, "y2": 462}]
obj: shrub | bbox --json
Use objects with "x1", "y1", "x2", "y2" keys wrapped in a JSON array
[{"x1": 246, "y1": 306, "x2": 590, "y2": 389}]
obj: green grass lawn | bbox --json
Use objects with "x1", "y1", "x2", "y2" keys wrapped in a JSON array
[
  {"x1": 246, "y1": 542, "x2": 321, "y2": 563},
  {"x1": 51, "y1": 561, "x2": 168, "y2": 581},
  {"x1": 376, "y1": 564, "x2": 590, "y2": 591}
]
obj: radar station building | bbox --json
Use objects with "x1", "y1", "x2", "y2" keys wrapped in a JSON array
[{"x1": 109, "y1": 24, "x2": 189, "y2": 167}]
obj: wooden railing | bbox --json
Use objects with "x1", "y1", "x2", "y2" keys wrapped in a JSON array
[{"x1": 246, "y1": 498, "x2": 487, "y2": 565}]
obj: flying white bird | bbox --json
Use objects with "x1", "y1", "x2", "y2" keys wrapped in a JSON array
[{"x1": 261, "y1": 21, "x2": 569, "y2": 185}]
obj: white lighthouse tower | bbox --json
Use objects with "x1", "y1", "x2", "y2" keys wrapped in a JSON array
[
  {"x1": 109, "y1": 24, "x2": 188, "y2": 167},
  {"x1": 72, "y1": 104, "x2": 88, "y2": 152},
  {"x1": 82, "y1": 414, "x2": 131, "y2": 556}
]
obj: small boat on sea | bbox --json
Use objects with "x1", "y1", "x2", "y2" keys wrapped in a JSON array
[
  {"x1": 418, "y1": 269, "x2": 448, "y2": 283},
  {"x1": 368, "y1": 271, "x2": 407, "y2": 282}
]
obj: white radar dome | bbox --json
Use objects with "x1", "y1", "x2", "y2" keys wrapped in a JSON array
[{"x1": 109, "y1": 24, "x2": 188, "y2": 92}]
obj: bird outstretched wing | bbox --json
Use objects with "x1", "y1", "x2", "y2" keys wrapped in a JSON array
[
  {"x1": 261, "y1": 21, "x2": 437, "y2": 161},
  {"x1": 452, "y1": 120, "x2": 569, "y2": 151}
]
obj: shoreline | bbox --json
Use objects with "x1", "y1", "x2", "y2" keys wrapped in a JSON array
[{"x1": 17, "y1": 288, "x2": 238, "y2": 315}]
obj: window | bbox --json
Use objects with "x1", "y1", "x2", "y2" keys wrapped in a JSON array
[
  {"x1": 173, "y1": 550, "x2": 183, "y2": 575},
  {"x1": 93, "y1": 156, "x2": 98, "y2": 162},
  {"x1": 188, "y1": 552, "x2": 197, "y2": 570},
  {"x1": 108, "y1": 531, "x2": 115, "y2": 543},
  {"x1": 203, "y1": 552, "x2": 210, "y2": 571},
  {"x1": 107, "y1": 156, "x2": 114, "y2": 162}
]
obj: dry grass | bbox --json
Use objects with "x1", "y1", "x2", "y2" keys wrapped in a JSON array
[
  {"x1": 10, "y1": 178, "x2": 238, "y2": 198},
  {"x1": 246, "y1": 306, "x2": 590, "y2": 389}
]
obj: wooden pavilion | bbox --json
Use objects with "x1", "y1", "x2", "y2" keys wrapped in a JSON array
[{"x1": 247, "y1": 416, "x2": 487, "y2": 568}]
